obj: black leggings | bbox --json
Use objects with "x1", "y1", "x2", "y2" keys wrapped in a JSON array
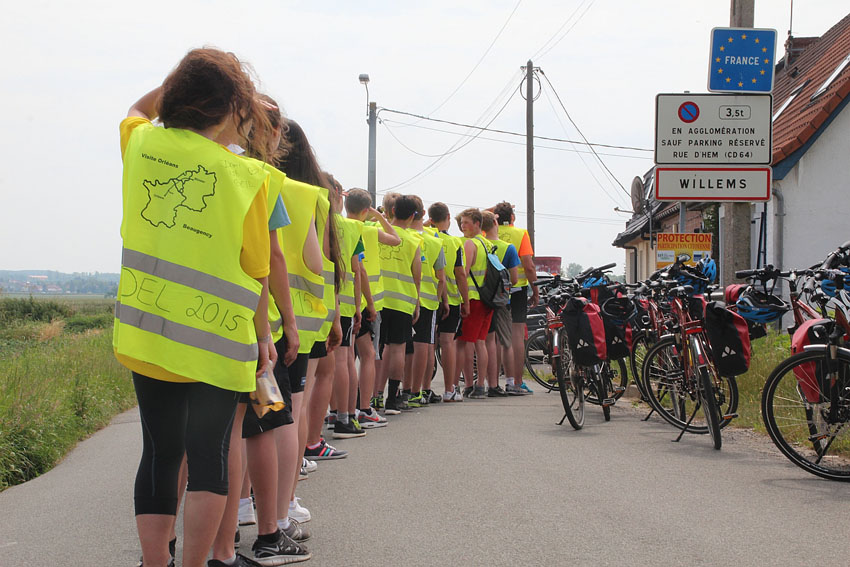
[{"x1": 133, "y1": 372, "x2": 240, "y2": 516}]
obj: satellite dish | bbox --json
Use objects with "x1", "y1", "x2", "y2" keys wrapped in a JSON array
[{"x1": 630, "y1": 176, "x2": 644, "y2": 213}]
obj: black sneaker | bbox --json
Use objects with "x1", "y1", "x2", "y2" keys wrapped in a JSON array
[
  {"x1": 427, "y1": 389, "x2": 443, "y2": 404},
  {"x1": 208, "y1": 552, "x2": 263, "y2": 566},
  {"x1": 282, "y1": 518, "x2": 311, "y2": 542},
  {"x1": 462, "y1": 386, "x2": 474, "y2": 398},
  {"x1": 252, "y1": 530, "x2": 312, "y2": 565},
  {"x1": 488, "y1": 385, "x2": 508, "y2": 397},
  {"x1": 332, "y1": 419, "x2": 366, "y2": 439},
  {"x1": 384, "y1": 395, "x2": 403, "y2": 415}
]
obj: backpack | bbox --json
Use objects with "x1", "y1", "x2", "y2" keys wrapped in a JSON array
[
  {"x1": 790, "y1": 318, "x2": 833, "y2": 403},
  {"x1": 470, "y1": 237, "x2": 511, "y2": 309},
  {"x1": 704, "y1": 301, "x2": 751, "y2": 376},
  {"x1": 561, "y1": 297, "x2": 607, "y2": 366}
]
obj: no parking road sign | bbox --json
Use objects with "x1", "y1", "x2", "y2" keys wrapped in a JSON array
[
  {"x1": 708, "y1": 27, "x2": 777, "y2": 93},
  {"x1": 655, "y1": 93, "x2": 772, "y2": 165}
]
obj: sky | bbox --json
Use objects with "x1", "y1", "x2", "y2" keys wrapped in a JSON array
[{"x1": 2, "y1": 0, "x2": 848, "y2": 274}]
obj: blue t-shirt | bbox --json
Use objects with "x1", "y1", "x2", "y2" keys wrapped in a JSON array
[
  {"x1": 268, "y1": 195, "x2": 290, "y2": 231},
  {"x1": 502, "y1": 244, "x2": 520, "y2": 270}
]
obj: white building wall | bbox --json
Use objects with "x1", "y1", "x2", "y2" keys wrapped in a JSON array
[{"x1": 766, "y1": 105, "x2": 850, "y2": 272}]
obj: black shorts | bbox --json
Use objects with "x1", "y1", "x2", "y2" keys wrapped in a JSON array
[
  {"x1": 405, "y1": 340, "x2": 414, "y2": 355},
  {"x1": 243, "y1": 337, "x2": 295, "y2": 438},
  {"x1": 379, "y1": 308, "x2": 413, "y2": 345},
  {"x1": 357, "y1": 310, "x2": 374, "y2": 339},
  {"x1": 288, "y1": 352, "x2": 309, "y2": 394},
  {"x1": 510, "y1": 288, "x2": 529, "y2": 324},
  {"x1": 412, "y1": 307, "x2": 437, "y2": 344},
  {"x1": 438, "y1": 304, "x2": 461, "y2": 335},
  {"x1": 309, "y1": 339, "x2": 328, "y2": 359},
  {"x1": 340, "y1": 316, "x2": 354, "y2": 348}
]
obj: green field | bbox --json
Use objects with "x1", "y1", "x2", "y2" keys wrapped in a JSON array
[{"x1": 0, "y1": 296, "x2": 134, "y2": 490}]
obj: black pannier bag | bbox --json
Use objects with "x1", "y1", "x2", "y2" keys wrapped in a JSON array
[
  {"x1": 561, "y1": 297, "x2": 607, "y2": 367},
  {"x1": 602, "y1": 317, "x2": 630, "y2": 360},
  {"x1": 704, "y1": 301, "x2": 751, "y2": 376}
]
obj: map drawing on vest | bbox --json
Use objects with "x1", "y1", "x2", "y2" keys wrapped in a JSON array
[{"x1": 141, "y1": 165, "x2": 217, "y2": 228}]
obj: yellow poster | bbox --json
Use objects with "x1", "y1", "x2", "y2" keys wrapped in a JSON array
[{"x1": 655, "y1": 233, "x2": 712, "y2": 269}]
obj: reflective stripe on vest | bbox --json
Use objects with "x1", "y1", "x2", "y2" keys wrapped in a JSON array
[
  {"x1": 437, "y1": 232, "x2": 464, "y2": 306},
  {"x1": 378, "y1": 226, "x2": 418, "y2": 315},
  {"x1": 316, "y1": 187, "x2": 336, "y2": 341},
  {"x1": 464, "y1": 236, "x2": 489, "y2": 301},
  {"x1": 115, "y1": 123, "x2": 266, "y2": 391},
  {"x1": 360, "y1": 224, "x2": 384, "y2": 312},
  {"x1": 338, "y1": 216, "x2": 363, "y2": 317},
  {"x1": 279, "y1": 177, "x2": 328, "y2": 353},
  {"x1": 116, "y1": 302, "x2": 259, "y2": 362}
]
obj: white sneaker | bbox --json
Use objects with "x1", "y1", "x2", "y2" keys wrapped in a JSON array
[
  {"x1": 289, "y1": 496, "x2": 311, "y2": 523},
  {"x1": 442, "y1": 390, "x2": 456, "y2": 402},
  {"x1": 238, "y1": 497, "x2": 256, "y2": 526},
  {"x1": 302, "y1": 457, "x2": 317, "y2": 473}
]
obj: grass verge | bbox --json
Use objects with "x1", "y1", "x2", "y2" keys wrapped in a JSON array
[{"x1": 0, "y1": 299, "x2": 134, "y2": 491}]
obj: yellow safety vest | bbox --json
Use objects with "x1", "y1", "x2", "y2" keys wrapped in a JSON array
[
  {"x1": 498, "y1": 225, "x2": 529, "y2": 287},
  {"x1": 278, "y1": 177, "x2": 327, "y2": 354},
  {"x1": 360, "y1": 224, "x2": 384, "y2": 311},
  {"x1": 488, "y1": 236, "x2": 511, "y2": 265},
  {"x1": 464, "y1": 236, "x2": 489, "y2": 302},
  {"x1": 316, "y1": 188, "x2": 335, "y2": 341},
  {"x1": 413, "y1": 229, "x2": 443, "y2": 311},
  {"x1": 379, "y1": 226, "x2": 419, "y2": 315},
  {"x1": 115, "y1": 124, "x2": 267, "y2": 392},
  {"x1": 337, "y1": 215, "x2": 363, "y2": 318},
  {"x1": 436, "y1": 231, "x2": 464, "y2": 306}
]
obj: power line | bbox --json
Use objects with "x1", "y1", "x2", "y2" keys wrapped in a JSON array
[
  {"x1": 424, "y1": 0, "x2": 523, "y2": 117},
  {"x1": 380, "y1": 118, "x2": 652, "y2": 160},
  {"x1": 529, "y1": 0, "x2": 593, "y2": 61},
  {"x1": 535, "y1": 0, "x2": 596, "y2": 61},
  {"x1": 379, "y1": 75, "x2": 525, "y2": 191},
  {"x1": 379, "y1": 107, "x2": 652, "y2": 152},
  {"x1": 539, "y1": 71, "x2": 631, "y2": 198},
  {"x1": 539, "y1": 84, "x2": 626, "y2": 208}
]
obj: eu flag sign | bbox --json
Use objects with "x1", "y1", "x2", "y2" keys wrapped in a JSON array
[{"x1": 708, "y1": 27, "x2": 776, "y2": 93}]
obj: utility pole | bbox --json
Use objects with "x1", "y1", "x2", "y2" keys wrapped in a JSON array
[
  {"x1": 367, "y1": 101, "x2": 377, "y2": 207},
  {"x1": 525, "y1": 60, "x2": 535, "y2": 250},
  {"x1": 721, "y1": 0, "x2": 755, "y2": 285}
]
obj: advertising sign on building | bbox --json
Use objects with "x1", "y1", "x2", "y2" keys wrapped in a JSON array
[{"x1": 655, "y1": 233, "x2": 713, "y2": 269}]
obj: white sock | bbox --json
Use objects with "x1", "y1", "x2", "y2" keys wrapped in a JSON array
[
  {"x1": 506, "y1": 377, "x2": 515, "y2": 386},
  {"x1": 278, "y1": 517, "x2": 291, "y2": 531},
  {"x1": 220, "y1": 554, "x2": 237, "y2": 565},
  {"x1": 239, "y1": 497, "x2": 251, "y2": 506},
  {"x1": 289, "y1": 498, "x2": 297, "y2": 510}
]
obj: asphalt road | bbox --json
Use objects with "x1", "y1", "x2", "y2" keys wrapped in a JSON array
[{"x1": 1, "y1": 387, "x2": 848, "y2": 566}]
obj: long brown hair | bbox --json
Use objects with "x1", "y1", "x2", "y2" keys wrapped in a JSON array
[{"x1": 245, "y1": 94, "x2": 292, "y2": 165}]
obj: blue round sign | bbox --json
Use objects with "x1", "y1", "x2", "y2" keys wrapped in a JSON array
[{"x1": 678, "y1": 101, "x2": 700, "y2": 123}]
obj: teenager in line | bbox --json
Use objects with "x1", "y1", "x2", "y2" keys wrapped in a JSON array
[{"x1": 118, "y1": 48, "x2": 275, "y2": 567}]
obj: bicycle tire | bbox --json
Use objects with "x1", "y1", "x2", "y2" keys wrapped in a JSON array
[
  {"x1": 698, "y1": 365, "x2": 722, "y2": 450},
  {"x1": 629, "y1": 331, "x2": 652, "y2": 401},
  {"x1": 761, "y1": 349, "x2": 850, "y2": 481},
  {"x1": 610, "y1": 358, "x2": 629, "y2": 401},
  {"x1": 525, "y1": 329, "x2": 559, "y2": 391},
  {"x1": 555, "y1": 330, "x2": 584, "y2": 429}
]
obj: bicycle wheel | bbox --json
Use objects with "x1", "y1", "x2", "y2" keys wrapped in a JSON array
[
  {"x1": 761, "y1": 349, "x2": 850, "y2": 481},
  {"x1": 608, "y1": 358, "x2": 629, "y2": 401},
  {"x1": 525, "y1": 329, "x2": 559, "y2": 391},
  {"x1": 698, "y1": 365, "x2": 722, "y2": 450},
  {"x1": 629, "y1": 331, "x2": 652, "y2": 401},
  {"x1": 555, "y1": 330, "x2": 584, "y2": 429},
  {"x1": 641, "y1": 337, "x2": 703, "y2": 433}
]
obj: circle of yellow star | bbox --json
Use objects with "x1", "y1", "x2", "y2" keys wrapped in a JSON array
[
  {"x1": 728, "y1": 37, "x2": 734, "y2": 43},
  {"x1": 764, "y1": 58, "x2": 770, "y2": 64},
  {"x1": 741, "y1": 34, "x2": 748, "y2": 40},
  {"x1": 760, "y1": 70, "x2": 765, "y2": 75},
  {"x1": 738, "y1": 81, "x2": 744, "y2": 87},
  {"x1": 718, "y1": 68, "x2": 723, "y2": 74},
  {"x1": 762, "y1": 47, "x2": 767, "y2": 52},
  {"x1": 715, "y1": 57, "x2": 721, "y2": 62},
  {"x1": 726, "y1": 77, "x2": 731, "y2": 83},
  {"x1": 755, "y1": 38, "x2": 760, "y2": 43},
  {"x1": 752, "y1": 78, "x2": 757, "y2": 83}
]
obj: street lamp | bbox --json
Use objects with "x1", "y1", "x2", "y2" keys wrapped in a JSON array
[{"x1": 359, "y1": 73, "x2": 377, "y2": 206}]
